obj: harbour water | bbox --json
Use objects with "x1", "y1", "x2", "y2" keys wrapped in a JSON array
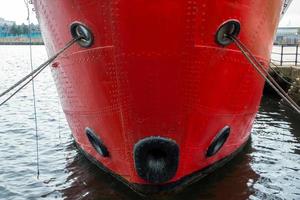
[{"x1": 0, "y1": 46, "x2": 299, "y2": 200}]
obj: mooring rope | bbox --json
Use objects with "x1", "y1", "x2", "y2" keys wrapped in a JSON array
[
  {"x1": 227, "y1": 35, "x2": 300, "y2": 113},
  {"x1": 0, "y1": 37, "x2": 79, "y2": 107},
  {"x1": 0, "y1": 36, "x2": 79, "y2": 181},
  {"x1": 231, "y1": 37, "x2": 299, "y2": 109},
  {"x1": 58, "y1": 98, "x2": 61, "y2": 140},
  {"x1": 269, "y1": 62, "x2": 300, "y2": 88},
  {"x1": 0, "y1": 60, "x2": 49, "y2": 107},
  {"x1": 24, "y1": 0, "x2": 40, "y2": 178},
  {"x1": 0, "y1": 59, "x2": 50, "y2": 98}
]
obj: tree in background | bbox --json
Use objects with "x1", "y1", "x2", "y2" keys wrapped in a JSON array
[
  {"x1": 20, "y1": 23, "x2": 29, "y2": 35},
  {"x1": 9, "y1": 23, "x2": 18, "y2": 35},
  {"x1": 0, "y1": 23, "x2": 41, "y2": 36}
]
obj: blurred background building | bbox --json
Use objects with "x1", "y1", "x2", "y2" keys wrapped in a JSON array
[
  {"x1": 0, "y1": 17, "x2": 14, "y2": 26},
  {"x1": 275, "y1": 27, "x2": 300, "y2": 45}
]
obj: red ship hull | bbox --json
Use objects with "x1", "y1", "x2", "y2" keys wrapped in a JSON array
[{"x1": 33, "y1": 0, "x2": 283, "y2": 194}]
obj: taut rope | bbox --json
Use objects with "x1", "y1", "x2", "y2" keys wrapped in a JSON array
[{"x1": 227, "y1": 34, "x2": 300, "y2": 114}]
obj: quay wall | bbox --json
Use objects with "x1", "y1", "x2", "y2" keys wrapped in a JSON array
[
  {"x1": 270, "y1": 66, "x2": 300, "y2": 104},
  {"x1": 0, "y1": 37, "x2": 44, "y2": 45}
]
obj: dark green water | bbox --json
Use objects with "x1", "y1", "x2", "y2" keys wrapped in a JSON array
[{"x1": 0, "y1": 46, "x2": 299, "y2": 200}]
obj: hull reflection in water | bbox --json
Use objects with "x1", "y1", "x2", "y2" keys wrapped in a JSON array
[
  {"x1": 32, "y1": 0, "x2": 284, "y2": 193},
  {"x1": 59, "y1": 97, "x2": 300, "y2": 200},
  {"x1": 61, "y1": 140, "x2": 258, "y2": 199}
]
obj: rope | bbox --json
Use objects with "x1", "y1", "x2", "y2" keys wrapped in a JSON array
[
  {"x1": 24, "y1": 0, "x2": 40, "y2": 178},
  {"x1": 58, "y1": 98, "x2": 61, "y2": 140},
  {"x1": 0, "y1": 64, "x2": 44, "y2": 106},
  {"x1": 269, "y1": 62, "x2": 300, "y2": 88},
  {"x1": 0, "y1": 37, "x2": 79, "y2": 106},
  {"x1": 227, "y1": 35, "x2": 300, "y2": 114},
  {"x1": 231, "y1": 36, "x2": 299, "y2": 108},
  {"x1": 0, "y1": 59, "x2": 50, "y2": 98},
  {"x1": 0, "y1": 35, "x2": 79, "y2": 180}
]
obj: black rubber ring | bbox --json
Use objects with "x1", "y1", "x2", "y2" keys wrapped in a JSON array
[
  {"x1": 134, "y1": 137, "x2": 179, "y2": 184},
  {"x1": 215, "y1": 20, "x2": 241, "y2": 46},
  {"x1": 70, "y1": 22, "x2": 94, "y2": 48}
]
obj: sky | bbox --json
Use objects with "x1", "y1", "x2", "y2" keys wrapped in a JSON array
[
  {"x1": 0, "y1": 0, "x2": 38, "y2": 24},
  {"x1": 279, "y1": 0, "x2": 300, "y2": 27},
  {"x1": 0, "y1": 0, "x2": 299, "y2": 26}
]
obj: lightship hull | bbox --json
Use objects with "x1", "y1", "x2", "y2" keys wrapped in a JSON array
[{"x1": 33, "y1": 0, "x2": 283, "y2": 194}]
